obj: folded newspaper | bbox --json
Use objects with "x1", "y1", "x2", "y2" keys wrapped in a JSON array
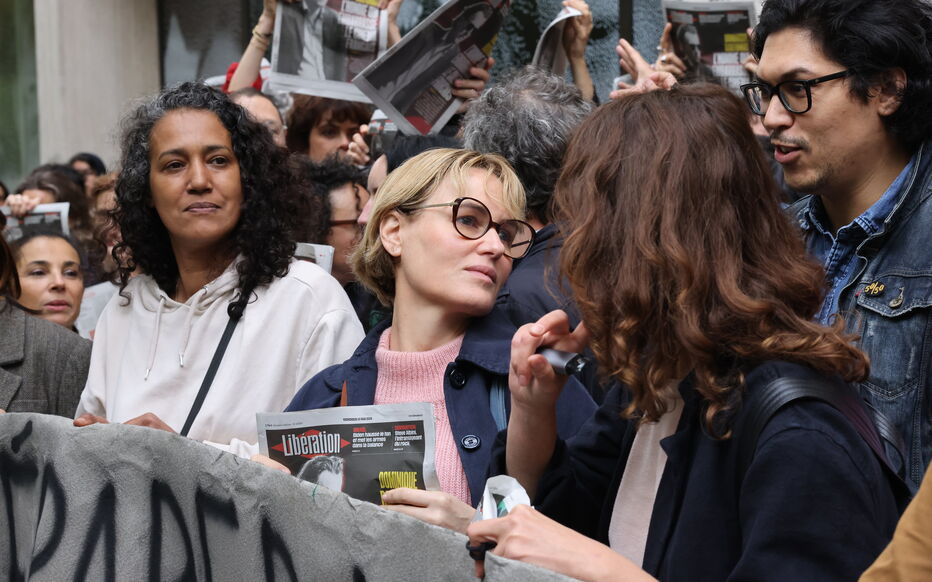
[
  {"x1": 353, "y1": 0, "x2": 510, "y2": 135},
  {"x1": 661, "y1": 0, "x2": 756, "y2": 91},
  {"x1": 269, "y1": 0, "x2": 389, "y2": 102},
  {"x1": 257, "y1": 402, "x2": 441, "y2": 505},
  {"x1": 530, "y1": 6, "x2": 582, "y2": 76},
  {"x1": 1, "y1": 202, "x2": 71, "y2": 241}
]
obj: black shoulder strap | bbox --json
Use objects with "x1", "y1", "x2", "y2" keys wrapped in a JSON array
[
  {"x1": 737, "y1": 376, "x2": 903, "y2": 485},
  {"x1": 179, "y1": 315, "x2": 240, "y2": 438}
]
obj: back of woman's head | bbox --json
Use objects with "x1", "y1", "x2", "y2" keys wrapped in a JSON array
[
  {"x1": 115, "y1": 82, "x2": 301, "y2": 316},
  {"x1": 352, "y1": 148, "x2": 525, "y2": 306},
  {"x1": 554, "y1": 84, "x2": 867, "y2": 432}
]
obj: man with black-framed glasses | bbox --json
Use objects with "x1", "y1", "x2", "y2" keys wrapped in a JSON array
[{"x1": 751, "y1": 0, "x2": 932, "y2": 489}]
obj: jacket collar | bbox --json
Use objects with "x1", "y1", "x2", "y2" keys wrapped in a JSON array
[
  {"x1": 796, "y1": 139, "x2": 930, "y2": 239},
  {"x1": 345, "y1": 305, "x2": 516, "y2": 377}
]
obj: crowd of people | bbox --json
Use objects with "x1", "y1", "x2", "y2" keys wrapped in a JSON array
[{"x1": 2, "y1": 0, "x2": 932, "y2": 579}]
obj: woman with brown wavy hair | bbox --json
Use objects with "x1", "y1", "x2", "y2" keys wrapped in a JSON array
[{"x1": 467, "y1": 84, "x2": 904, "y2": 582}]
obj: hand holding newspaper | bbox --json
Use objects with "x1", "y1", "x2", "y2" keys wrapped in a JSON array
[
  {"x1": 1, "y1": 203, "x2": 71, "y2": 242},
  {"x1": 257, "y1": 402, "x2": 440, "y2": 505},
  {"x1": 353, "y1": 0, "x2": 510, "y2": 135},
  {"x1": 661, "y1": 0, "x2": 756, "y2": 91},
  {"x1": 531, "y1": 6, "x2": 583, "y2": 76},
  {"x1": 269, "y1": 0, "x2": 389, "y2": 101}
]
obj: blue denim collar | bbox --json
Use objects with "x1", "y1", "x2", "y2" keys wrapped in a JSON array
[{"x1": 804, "y1": 153, "x2": 918, "y2": 240}]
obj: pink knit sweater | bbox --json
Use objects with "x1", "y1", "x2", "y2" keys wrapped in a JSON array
[{"x1": 374, "y1": 328, "x2": 471, "y2": 505}]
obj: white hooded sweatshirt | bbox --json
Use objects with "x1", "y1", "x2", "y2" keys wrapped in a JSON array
[{"x1": 76, "y1": 259, "x2": 364, "y2": 454}]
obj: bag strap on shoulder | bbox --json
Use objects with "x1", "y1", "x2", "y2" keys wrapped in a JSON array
[
  {"x1": 179, "y1": 315, "x2": 240, "y2": 438},
  {"x1": 736, "y1": 376, "x2": 910, "y2": 499}
]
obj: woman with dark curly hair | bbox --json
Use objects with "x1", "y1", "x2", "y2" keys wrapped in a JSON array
[
  {"x1": 467, "y1": 84, "x2": 906, "y2": 581},
  {"x1": 73, "y1": 82, "x2": 364, "y2": 452}
]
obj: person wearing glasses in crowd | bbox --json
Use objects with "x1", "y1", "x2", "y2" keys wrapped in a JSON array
[
  {"x1": 256, "y1": 148, "x2": 595, "y2": 533},
  {"x1": 466, "y1": 83, "x2": 904, "y2": 582},
  {"x1": 73, "y1": 82, "x2": 364, "y2": 449},
  {"x1": 742, "y1": 0, "x2": 932, "y2": 488}
]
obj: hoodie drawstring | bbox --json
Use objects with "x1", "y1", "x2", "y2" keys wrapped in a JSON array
[
  {"x1": 145, "y1": 296, "x2": 166, "y2": 381},
  {"x1": 178, "y1": 285, "x2": 209, "y2": 368}
]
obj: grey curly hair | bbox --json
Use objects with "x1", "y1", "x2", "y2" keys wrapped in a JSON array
[{"x1": 462, "y1": 66, "x2": 592, "y2": 224}]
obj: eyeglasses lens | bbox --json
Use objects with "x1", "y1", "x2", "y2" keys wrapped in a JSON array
[
  {"x1": 454, "y1": 199, "x2": 533, "y2": 259},
  {"x1": 780, "y1": 82, "x2": 810, "y2": 113},
  {"x1": 745, "y1": 85, "x2": 766, "y2": 114}
]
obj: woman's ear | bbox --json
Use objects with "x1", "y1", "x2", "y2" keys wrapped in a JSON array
[{"x1": 379, "y1": 210, "x2": 403, "y2": 257}]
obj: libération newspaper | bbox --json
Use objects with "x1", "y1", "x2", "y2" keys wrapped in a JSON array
[
  {"x1": 661, "y1": 0, "x2": 756, "y2": 91},
  {"x1": 353, "y1": 0, "x2": 510, "y2": 135},
  {"x1": 1, "y1": 203, "x2": 71, "y2": 242},
  {"x1": 257, "y1": 403, "x2": 440, "y2": 505},
  {"x1": 269, "y1": 0, "x2": 389, "y2": 102}
]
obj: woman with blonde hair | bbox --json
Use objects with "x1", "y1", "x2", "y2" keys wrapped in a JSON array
[
  {"x1": 467, "y1": 84, "x2": 906, "y2": 581},
  {"x1": 281, "y1": 148, "x2": 596, "y2": 532}
]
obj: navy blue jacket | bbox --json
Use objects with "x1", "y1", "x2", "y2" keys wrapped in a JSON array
[
  {"x1": 497, "y1": 224, "x2": 580, "y2": 329},
  {"x1": 790, "y1": 139, "x2": 932, "y2": 487},
  {"x1": 287, "y1": 307, "x2": 597, "y2": 504},
  {"x1": 498, "y1": 361, "x2": 904, "y2": 581}
]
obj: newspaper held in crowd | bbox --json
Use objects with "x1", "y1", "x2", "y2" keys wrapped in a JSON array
[
  {"x1": 531, "y1": 6, "x2": 582, "y2": 76},
  {"x1": 269, "y1": 0, "x2": 389, "y2": 102},
  {"x1": 257, "y1": 403, "x2": 441, "y2": 505},
  {"x1": 294, "y1": 242, "x2": 334, "y2": 273},
  {"x1": 1, "y1": 203, "x2": 71, "y2": 242},
  {"x1": 471, "y1": 475, "x2": 531, "y2": 522},
  {"x1": 661, "y1": 0, "x2": 756, "y2": 91},
  {"x1": 353, "y1": 0, "x2": 510, "y2": 135}
]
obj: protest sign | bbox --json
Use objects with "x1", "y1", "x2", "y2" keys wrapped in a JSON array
[
  {"x1": 257, "y1": 402, "x2": 440, "y2": 505},
  {"x1": 270, "y1": 0, "x2": 389, "y2": 102},
  {"x1": 531, "y1": 6, "x2": 582, "y2": 76},
  {"x1": 661, "y1": 0, "x2": 756, "y2": 91},
  {"x1": 1, "y1": 202, "x2": 70, "y2": 242},
  {"x1": 353, "y1": 0, "x2": 510, "y2": 135},
  {"x1": 0, "y1": 413, "x2": 573, "y2": 580}
]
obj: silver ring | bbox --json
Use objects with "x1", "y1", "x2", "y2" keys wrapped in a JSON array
[{"x1": 659, "y1": 55, "x2": 668, "y2": 63}]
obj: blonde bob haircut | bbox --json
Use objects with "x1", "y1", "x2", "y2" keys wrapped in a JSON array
[{"x1": 352, "y1": 147, "x2": 526, "y2": 307}]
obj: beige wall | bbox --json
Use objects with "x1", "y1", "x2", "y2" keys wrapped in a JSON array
[{"x1": 34, "y1": 0, "x2": 160, "y2": 170}]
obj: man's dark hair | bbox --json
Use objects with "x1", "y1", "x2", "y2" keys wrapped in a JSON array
[
  {"x1": 114, "y1": 81, "x2": 301, "y2": 319},
  {"x1": 753, "y1": 0, "x2": 932, "y2": 151},
  {"x1": 463, "y1": 66, "x2": 592, "y2": 224},
  {"x1": 68, "y1": 152, "x2": 107, "y2": 176},
  {"x1": 296, "y1": 156, "x2": 365, "y2": 244},
  {"x1": 384, "y1": 135, "x2": 462, "y2": 174},
  {"x1": 295, "y1": 455, "x2": 344, "y2": 483}
]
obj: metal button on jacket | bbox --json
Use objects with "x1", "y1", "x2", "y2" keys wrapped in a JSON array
[
  {"x1": 461, "y1": 435, "x2": 481, "y2": 450},
  {"x1": 449, "y1": 367, "x2": 467, "y2": 388}
]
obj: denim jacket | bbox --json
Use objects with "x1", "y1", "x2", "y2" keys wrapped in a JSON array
[{"x1": 790, "y1": 139, "x2": 932, "y2": 486}]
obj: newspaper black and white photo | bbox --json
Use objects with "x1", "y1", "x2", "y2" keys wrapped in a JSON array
[
  {"x1": 353, "y1": 0, "x2": 510, "y2": 135},
  {"x1": 661, "y1": 0, "x2": 756, "y2": 91},
  {"x1": 269, "y1": 0, "x2": 389, "y2": 101},
  {"x1": 257, "y1": 402, "x2": 440, "y2": 505},
  {"x1": 1, "y1": 203, "x2": 70, "y2": 242},
  {"x1": 531, "y1": 5, "x2": 582, "y2": 76}
]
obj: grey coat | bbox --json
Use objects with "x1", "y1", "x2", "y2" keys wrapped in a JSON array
[{"x1": 0, "y1": 304, "x2": 91, "y2": 417}]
